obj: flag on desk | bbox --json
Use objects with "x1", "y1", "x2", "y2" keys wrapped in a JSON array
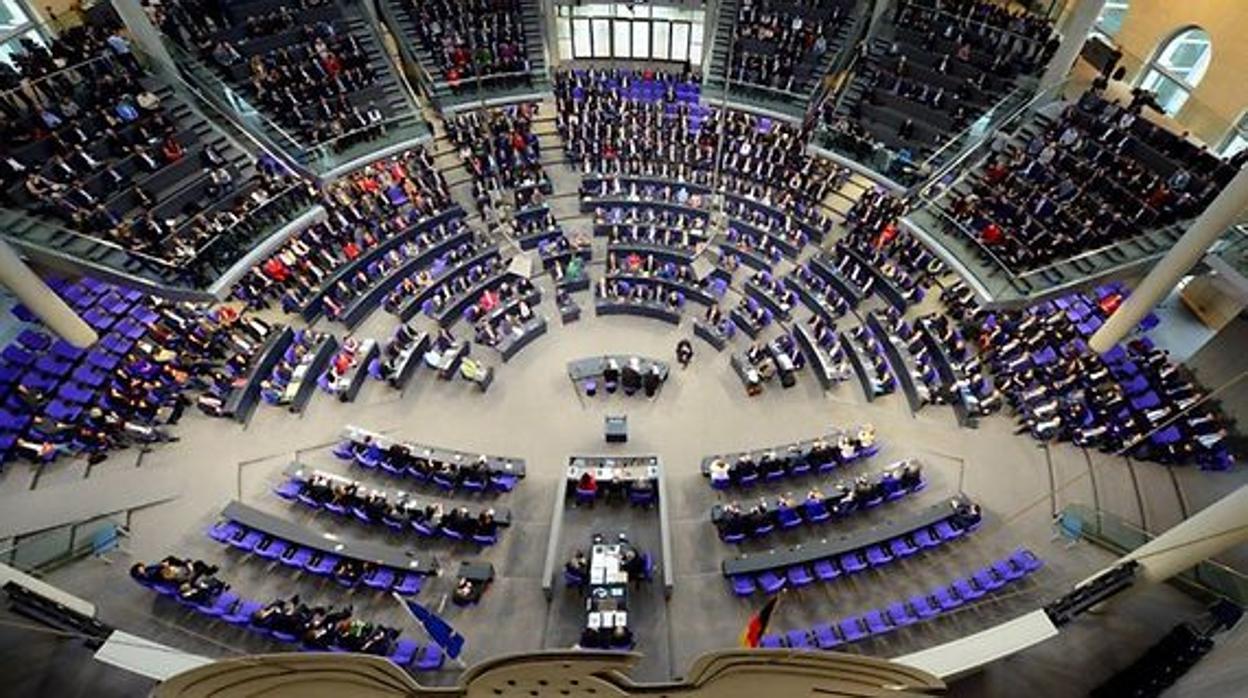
[
  {"x1": 394, "y1": 594, "x2": 466, "y2": 659},
  {"x1": 740, "y1": 595, "x2": 780, "y2": 648}
]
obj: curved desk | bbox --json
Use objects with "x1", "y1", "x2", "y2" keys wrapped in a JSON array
[
  {"x1": 605, "y1": 274, "x2": 719, "y2": 306},
  {"x1": 789, "y1": 275, "x2": 847, "y2": 326},
  {"x1": 495, "y1": 316, "x2": 548, "y2": 362},
  {"x1": 223, "y1": 326, "x2": 294, "y2": 424},
  {"x1": 390, "y1": 245, "x2": 501, "y2": 322},
  {"x1": 568, "y1": 356, "x2": 671, "y2": 384},
  {"x1": 808, "y1": 255, "x2": 865, "y2": 307},
  {"x1": 595, "y1": 299, "x2": 681, "y2": 324},
  {"x1": 299, "y1": 206, "x2": 465, "y2": 323},
  {"x1": 865, "y1": 312, "x2": 926, "y2": 414},
  {"x1": 337, "y1": 230, "x2": 473, "y2": 330},
  {"x1": 216, "y1": 500, "x2": 438, "y2": 576},
  {"x1": 721, "y1": 496, "x2": 976, "y2": 577},
  {"x1": 607, "y1": 243, "x2": 698, "y2": 266},
  {"x1": 434, "y1": 271, "x2": 527, "y2": 329},
  {"x1": 321, "y1": 339, "x2": 379, "y2": 403}
]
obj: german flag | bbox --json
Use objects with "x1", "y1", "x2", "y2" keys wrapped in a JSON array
[{"x1": 740, "y1": 595, "x2": 780, "y2": 648}]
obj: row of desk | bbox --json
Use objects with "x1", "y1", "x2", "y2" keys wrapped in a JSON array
[
  {"x1": 721, "y1": 496, "x2": 976, "y2": 576},
  {"x1": 793, "y1": 324, "x2": 849, "y2": 390},
  {"x1": 297, "y1": 207, "x2": 466, "y2": 323},
  {"x1": 865, "y1": 312, "x2": 927, "y2": 414},
  {"x1": 495, "y1": 316, "x2": 548, "y2": 362},
  {"x1": 390, "y1": 245, "x2": 501, "y2": 322},
  {"x1": 223, "y1": 326, "x2": 295, "y2": 424},
  {"x1": 595, "y1": 299, "x2": 681, "y2": 325},
  {"x1": 321, "y1": 339, "x2": 379, "y2": 403},
  {"x1": 341, "y1": 425, "x2": 527, "y2": 479},
  {"x1": 379, "y1": 330, "x2": 430, "y2": 391},
  {"x1": 840, "y1": 329, "x2": 887, "y2": 403},
  {"x1": 337, "y1": 230, "x2": 473, "y2": 330},
  {"x1": 838, "y1": 245, "x2": 909, "y2": 312},
  {"x1": 567, "y1": 456, "x2": 661, "y2": 488},
  {"x1": 916, "y1": 317, "x2": 983, "y2": 429},
  {"x1": 218, "y1": 500, "x2": 439, "y2": 575}
]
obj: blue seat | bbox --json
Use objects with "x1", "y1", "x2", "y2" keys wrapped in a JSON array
[
  {"x1": 305, "y1": 554, "x2": 340, "y2": 576},
  {"x1": 273, "y1": 479, "x2": 303, "y2": 500},
  {"x1": 490, "y1": 473, "x2": 518, "y2": 492},
  {"x1": 207, "y1": 521, "x2": 241, "y2": 543},
  {"x1": 388, "y1": 638, "x2": 419, "y2": 667},
  {"x1": 933, "y1": 585, "x2": 963, "y2": 611},
  {"x1": 393, "y1": 573, "x2": 423, "y2": 596},
  {"x1": 255, "y1": 538, "x2": 288, "y2": 561},
  {"x1": 279, "y1": 547, "x2": 313, "y2": 569},
  {"x1": 910, "y1": 594, "x2": 939, "y2": 619},
  {"x1": 913, "y1": 527, "x2": 939, "y2": 548},
  {"x1": 332, "y1": 440, "x2": 356, "y2": 460},
  {"x1": 993, "y1": 559, "x2": 1024, "y2": 581},
  {"x1": 199, "y1": 592, "x2": 238, "y2": 618},
  {"x1": 952, "y1": 578, "x2": 984, "y2": 601},
  {"x1": 864, "y1": 545, "x2": 893, "y2": 567},
  {"x1": 730, "y1": 575, "x2": 755, "y2": 596},
  {"x1": 1010, "y1": 548, "x2": 1043, "y2": 573},
  {"x1": 839, "y1": 552, "x2": 867, "y2": 574},
  {"x1": 973, "y1": 568, "x2": 1004, "y2": 591},
  {"x1": 756, "y1": 571, "x2": 786, "y2": 594},
  {"x1": 813, "y1": 558, "x2": 840, "y2": 582},
  {"x1": 721, "y1": 531, "x2": 746, "y2": 544},
  {"x1": 759, "y1": 634, "x2": 785, "y2": 648},
  {"x1": 414, "y1": 645, "x2": 444, "y2": 671},
  {"x1": 786, "y1": 565, "x2": 813, "y2": 588},
  {"x1": 363, "y1": 568, "x2": 397, "y2": 591},
  {"x1": 230, "y1": 530, "x2": 264, "y2": 552},
  {"x1": 933, "y1": 521, "x2": 962, "y2": 541},
  {"x1": 838, "y1": 617, "x2": 867, "y2": 643},
  {"x1": 804, "y1": 499, "x2": 831, "y2": 523},
  {"x1": 356, "y1": 443, "x2": 382, "y2": 469},
  {"x1": 812, "y1": 622, "x2": 842, "y2": 649},
  {"x1": 776, "y1": 506, "x2": 802, "y2": 529},
  {"x1": 863, "y1": 609, "x2": 893, "y2": 635},
  {"x1": 786, "y1": 629, "x2": 812, "y2": 649},
  {"x1": 223, "y1": 599, "x2": 263, "y2": 625},
  {"x1": 889, "y1": 537, "x2": 918, "y2": 558},
  {"x1": 886, "y1": 602, "x2": 917, "y2": 627}
]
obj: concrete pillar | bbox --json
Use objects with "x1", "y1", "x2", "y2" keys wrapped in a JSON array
[
  {"x1": 1090, "y1": 166, "x2": 1248, "y2": 353},
  {"x1": 1081, "y1": 485, "x2": 1248, "y2": 587},
  {"x1": 0, "y1": 242, "x2": 97, "y2": 348},
  {"x1": 1038, "y1": 0, "x2": 1107, "y2": 90},
  {"x1": 109, "y1": 0, "x2": 178, "y2": 81}
]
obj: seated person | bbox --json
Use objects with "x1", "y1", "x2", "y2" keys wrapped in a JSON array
[
  {"x1": 453, "y1": 576, "x2": 488, "y2": 605},
  {"x1": 565, "y1": 550, "x2": 589, "y2": 580}
]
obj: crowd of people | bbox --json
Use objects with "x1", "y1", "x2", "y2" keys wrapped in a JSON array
[
  {"x1": 715, "y1": 460, "x2": 923, "y2": 538},
  {"x1": 0, "y1": 20, "x2": 310, "y2": 272},
  {"x1": 406, "y1": 0, "x2": 531, "y2": 85},
  {"x1": 706, "y1": 425, "x2": 878, "y2": 487},
  {"x1": 949, "y1": 88, "x2": 1242, "y2": 272},
  {"x1": 820, "y1": 0, "x2": 1057, "y2": 173},
  {"x1": 943, "y1": 283, "x2": 1232, "y2": 468},
  {"x1": 130, "y1": 556, "x2": 227, "y2": 603},
  {"x1": 151, "y1": 0, "x2": 394, "y2": 150},
  {"x1": 447, "y1": 103, "x2": 549, "y2": 218},
  {"x1": 233, "y1": 148, "x2": 456, "y2": 315},
  {"x1": 727, "y1": 0, "x2": 851, "y2": 93},
  {"x1": 297, "y1": 472, "x2": 500, "y2": 538}
]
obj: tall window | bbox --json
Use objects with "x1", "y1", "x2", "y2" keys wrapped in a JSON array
[
  {"x1": 1091, "y1": 0, "x2": 1129, "y2": 39},
  {"x1": 1220, "y1": 112, "x2": 1248, "y2": 159},
  {"x1": 555, "y1": 3, "x2": 705, "y2": 64},
  {"x1": 1138, "y1": 27, "x2": 1212, "y2": 115},
  {"x1": 0, "y1": 0, "x2": 46, "y2": 69}
]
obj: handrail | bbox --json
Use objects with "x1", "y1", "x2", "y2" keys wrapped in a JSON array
[
  {"x1": 0, "y1": 51, "x2": 121, "y2": 103},
  {"x1": 898, "y1": 0, "x2": 1057, "y2": 47},
  {"x1": 0, "y1": 206, "x2": 180, "y2": 269},
  {"x1": 913, "y1": 81, "x2": 1036, "y2": 182}
]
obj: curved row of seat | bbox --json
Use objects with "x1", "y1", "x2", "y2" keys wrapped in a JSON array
[
  {"x1": 131, "y1": 575, "x2": 444, "y2": 670},
  {"x1": 760, "y1": 548, "x2": 1044, "y2": 649}
]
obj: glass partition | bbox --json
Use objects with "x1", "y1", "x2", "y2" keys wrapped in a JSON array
[{"x1": 1061, "y1": 503, "x2": 1248, "y2": 607}]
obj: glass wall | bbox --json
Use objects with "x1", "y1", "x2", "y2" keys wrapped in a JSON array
[
  {"x1": 1091, "y1": 0, "x2": 1130, "y2": 39},
  {"x1": 0, "y1": 0, "x2": 45, "y2": 68},
  {"x1": 556, "y1": 3, "x2": 704, "y2": 65},
  {"x1": 1218, "y1": 112, "x2": 1247, "y2": 158}
]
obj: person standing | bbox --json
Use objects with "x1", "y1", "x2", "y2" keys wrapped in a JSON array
[{"x1": 676, "y1": 338, "x2": 693, "y2": 368}]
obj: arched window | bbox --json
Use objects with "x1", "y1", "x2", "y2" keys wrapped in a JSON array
[
  {"x1": 1138, "y1": 27, "x2": 1212, "y2": 115},
  {"x1": 1091, "y1": 0, "x2": 1130, "y2": 39}
]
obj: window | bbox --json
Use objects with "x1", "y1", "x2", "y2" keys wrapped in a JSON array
[
  {"x1": 1091, "y1": 0, "x2": 1129, "y2": 39},
  {"x1": 0, "y1": 0, "x2": 43, "y2": 70},
  {"x1": 553, "y1": 3, "x2": 704, "y2": 63},
  {"x1": 1220, "y1": 113, "x2": 1248, "y2": 159},
  {"x1": 1138, "y1": 27, "x2": 1212, "y2": 115}
]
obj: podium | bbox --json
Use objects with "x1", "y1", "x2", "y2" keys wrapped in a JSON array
[{"x1": 604, "y1": 415, "x2": 628, "y2": 443}]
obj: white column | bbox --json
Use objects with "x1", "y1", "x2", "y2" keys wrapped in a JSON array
[
  {"x1": 1089, "y1": 166, "x2": 1248, "y2": 353},
  {"x1": 1038, "y1": 0, "x2": 1107, "y2": 90},
  {"x1": 109, "y1": 0, "x2": 178, "y2": 78},
  {"x1": 1081, "y1": 485, "x2": 1248, "y2": 587},
  {"x1": 0, "y1": 242, "x2": 97, "y2": 348}
]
